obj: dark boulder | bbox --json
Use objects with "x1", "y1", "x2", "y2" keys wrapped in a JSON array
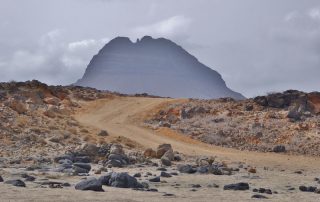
[
  {"x1": 5, "y1": 179, "x2": 26, "y2": 187},
  {"x1": 149, "y1": 176, "x2": 161, "y2": 182},
  {"x1": 273, "y1": 145, "x2": 286, "y2": 153},
  {"x1": 109, "y1": 172, "x2": 144, "y2": 188},
  {"x1": 156, "y1": 144, "x2": 172, "y2": 158},
  {"x1": 161, "y1": 157, "x2": 172, "y2": 166},
  {"x1": 252, "y1": 194, "x2": 268, "y2": 199},
  {"x1": 177, "y1": 164, "x2": 197, "y2": 174},
  {"x1": 75, "y1": 178, "x2": 104, "y2": 192},
  {"x1": 133, "y1": 173, "x2": 142, "y2": 178},
  {"x1": 74, "y1": 156, "x2": 91, "y2": 163},
  {"x1": 21, "y1": 174, "x2": 36, "y2": 182},
  {"x1": 197, "y1": 166, "x2": 208, "y2": 174},
  {"x1": 73, "y1": 166, "x2": 90, "y2": 175},
  {"x1": 105, "y1": 154, "x2": 129, "y2": 168},
  {"x1": 223, "y1": 182, "x2": 249, "y2": 191},
  {"x1": 160, "y1": 172, "x2": 172, "y2": 178},
  {"x1": 98, "y1": 173, "x2": 113, "y2": 185},
  {"x1": 0, "y1": 176, "x2": 3, "y2": 182},
  {"x1": 299, "y1": 186, "x2": 317, "y2": 192},
  {"x1": 54, "y1": 154, "x2": 74, "y2": 163},
  {"x1": 73, "y1": 163, "x2": 91, "y2": 171}
]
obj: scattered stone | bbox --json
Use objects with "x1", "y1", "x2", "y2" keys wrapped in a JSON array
[
  {"x1": 197, "y1": 166, "x2": 208, "y2": 174},
  {"x1": 211, "y1": 167, "x2": 223, "y2": 175},
  {"x1": 79, "y1": 144, "x2": 100, "y2": 157},
  {"x1": 94, "y1": 169, "x2": 102, "y2": 175},
  {"x1": 162, "y1": 149, "x2": 174, "y2": 161},
  {"x1": 252, "y1": 194, "x2": 268, "y2": 199},
  {"x1": 157, "y1": 167, "x2": 167, "y2": 171},
  {"x1": 97, "y1": 130, "x2": 109, "y2": 136},
  {"x1": 174, "y1": 154, "x2": 182, "y2": 161},
  {"x1": 133, "y1": 173, "x2": 142, "y2": 178},
  {"x1": 161, "y1": 157, "x2": 172, "y2": 166},
  {"x1": 74, "y1": 156, "x2": 91, "y2": 163},
  {"x1": 160, "y1": 172, "x2": 172, "y2": 178},
  {"x1": 177, "y1": 164, "x2": 196, "y2": 174},
  {"x1": 73, "y1": 163, "x2": 91, "y2": 171},
  {"x1": 287, "y1": 105, "x2": 302, "y2": 121},
  {"x1": 144, "y1": 148, "x2": 157, "y2": 158},
  {"x1": 207, "y1": 183, "x2": 219, "y2": 188},
  {"x1": 98, "y1": 173, "x2": 112, "y2": 185},
  {"x1": 110, "y1": 144, "x2": 124, "y2": 155},
  {"x1": 244, "y1": 104, "x2": 254, "y2": 111},
  {"x1": 73, "y1": 166, "x2": 90, "y2": 175},
  {"x1": 149, "y1": 176, "x2": 161, "y2": 182},
  {"x1": 21, "y1": 174, "x2": 36, "y2": 182},
  {"x1": 156, "y1": 144, "x2": 172, "y2": 158},
  {"x1": 299, "y1": 186, "x2": 317, "y2": 192},
  {"x1": 163, "y1": 193, "x2": 175, "y2": 197},
  {"x1": 106, "y1": 154, "x2": 129, "y2": 168},
  {"x1": 54, "y1": 154, "x2": 74, "y2": 163},
  {"x1": 4, "y1": 179, "x2": 26, "y2": 187},
  {"x1": 223, "y1": 182, "x2": 249, "y2": 191},
  {"x1": 62, "y1": 182, "x2": 71, "y2": 187},
  {"x1": 108, "y1": 172, "x2": 144, "y2": 188},
  {"x1": 192, "y1": 184, "x2": 201, "y2": 188},
  {"x1": 75, "y1": 178, "x2": 104, "y2": 192},
  {"x1": 256, "y1": 188, "x2": 273, "y2": 194},
  {"x1": 273, "y1": 145, "x2": 286, "y2": 153},
  {"x1": 141, "y1": 182, "x2": 149, "y2": 189}
]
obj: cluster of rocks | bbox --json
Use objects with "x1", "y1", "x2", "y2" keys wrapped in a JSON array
[
  {"x1": 53, "y1": 143, "x2": 141, "y2": 175},
  {"x1": 146, "y1": 90, "x2": 320, "y2": 156},
  {"x1": 0, "y1": 80, "x2": 113, "y2": 159},
  {"x1": 254, "y1": 90, "x2": 320, "y2": 121},
  {"x1": 144, "y1": 144, "x2": 181, "y2": 167}
]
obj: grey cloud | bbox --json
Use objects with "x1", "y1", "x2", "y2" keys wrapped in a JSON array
[{"x1": 0, "y1": 0, "x2": 319, "y2": 97}]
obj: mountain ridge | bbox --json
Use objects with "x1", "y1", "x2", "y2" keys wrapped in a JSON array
[{"x1": 76, "y1": 36, "x2": 245, "y2": 100}]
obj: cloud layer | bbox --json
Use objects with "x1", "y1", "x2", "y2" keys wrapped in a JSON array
[
  {"x1": 0, "y1": 29, "x2": 108, "y2": 84},
  {"x1": 0, "y1": 0, "x2": 319, "y2": 97}
]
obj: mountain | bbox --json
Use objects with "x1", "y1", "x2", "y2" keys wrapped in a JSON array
[{"x1": 75, "y1": 36, "x2": 245, "y2": 99}]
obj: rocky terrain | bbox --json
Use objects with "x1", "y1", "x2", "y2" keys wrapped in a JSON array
[
  {"x1": 0, "y1": 80, "x2": 114, "y2": 161},
  {"x1": 1, "y1": 81, "x2": 320, "y2": 201},
  {"x1": 75, "y1": 36, "x2": 244, "y2": 100},
  {"x1": 146, "y1": 90, "x2": 320, "y2": 156}
]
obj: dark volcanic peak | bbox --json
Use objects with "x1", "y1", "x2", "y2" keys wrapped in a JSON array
[{"x1": 76, "y1": 36, "x2": 245, "y2": 100}]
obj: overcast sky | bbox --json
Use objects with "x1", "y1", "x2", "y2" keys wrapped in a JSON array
[{"x1": 0, "y1": 0, "x2": 319, "y2": 97}]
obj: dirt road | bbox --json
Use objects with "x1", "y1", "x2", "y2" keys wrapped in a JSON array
[{"x1": 75, "y1": 96, "x2": 320, "y2": 171}]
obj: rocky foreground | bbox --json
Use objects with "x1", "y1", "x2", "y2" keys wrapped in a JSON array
[{"x1": 1, "y1": 81, "x2": 320, "y2": 201}]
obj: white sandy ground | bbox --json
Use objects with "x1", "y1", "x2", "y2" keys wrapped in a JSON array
[{"x1": 1, "y1": 96, "x2": 320, "y2": 202}]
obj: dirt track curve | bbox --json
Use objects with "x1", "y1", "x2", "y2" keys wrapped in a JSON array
[{"x1": 75, "y1": 96, "x2": 320, "y2": 171}]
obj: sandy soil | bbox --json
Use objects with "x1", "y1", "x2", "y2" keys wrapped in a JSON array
[
  {"x1": 75, "y1": 97, "x2": 320, "y2": 171},
  {"x1": 1, "y1": 96, "x2": 320, "y2": 202}
]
